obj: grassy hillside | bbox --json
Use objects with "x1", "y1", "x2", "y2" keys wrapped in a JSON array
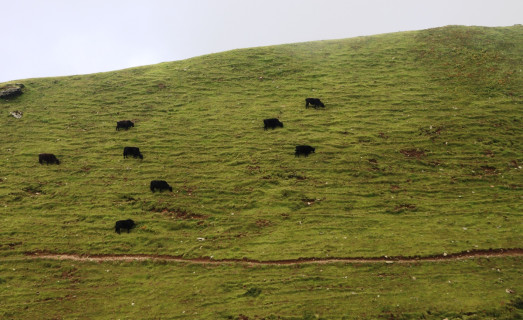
[
  {"x1": 1, "y1": 25, "x2": 522, "y2": 318},
  {"x1": 1, "y1": 257, "x2": 522, "y2": 319}
]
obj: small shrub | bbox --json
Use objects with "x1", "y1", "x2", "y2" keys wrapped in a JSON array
[
  {"x1": 243, "y1": 287, "x2": 261, "y2": 297},
  {"x1": 511, "y1": 295, "x2": 523, "y2": 309}
]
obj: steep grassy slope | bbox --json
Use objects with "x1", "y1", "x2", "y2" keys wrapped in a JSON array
[
  {"x1": 2, "y1": 25, "x2": 521, "y2": 259},
  {"x1": 0, "y1": 25, "x2": 522, "y2": 318}
]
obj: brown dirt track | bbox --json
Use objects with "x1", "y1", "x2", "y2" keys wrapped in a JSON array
[{"x1": 23, "y1": 248, "x2": 523, "y2": 265}]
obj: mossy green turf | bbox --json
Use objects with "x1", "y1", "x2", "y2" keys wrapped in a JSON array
[
  {"x1": 1, "y1": 257, "x2": 522, "y2": 319},
  {"x1": 0, "y1": 25, "x2": 522, "y2": 318}
]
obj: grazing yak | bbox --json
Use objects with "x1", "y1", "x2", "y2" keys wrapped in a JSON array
[
  {"x1": 116, "y1": 120, "x2": 134, "y2": 131},
  {"x1": 115, "y1": 219, "x2": 136, "y2": 234},
  {"x1": 39, "y1": 153, "x2": 60, "y2": 165},
  {"x1": 263, "y1": 118, "x2": 284, "y2": 130},
  {"x1": 295, "y1": 145, "x2": 315, "y2": 157},
  {"x1": 305, "y1": 98, "x2": 325, "y2": 109},
  {"x1": 123, "y1": 147, "x2": 143, "y2": 159},
  {"x1": 150, "y1": 180, "x2": 172, "y2": 192}
]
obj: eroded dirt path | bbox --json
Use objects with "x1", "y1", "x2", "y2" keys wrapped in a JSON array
[{"x1": 21, "y1": 248, "x2": 523, "y2": 265}]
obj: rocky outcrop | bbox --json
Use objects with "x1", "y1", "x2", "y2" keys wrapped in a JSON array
[{"x1": 0, "y1": 83, "x2": 24, "y2": 99}]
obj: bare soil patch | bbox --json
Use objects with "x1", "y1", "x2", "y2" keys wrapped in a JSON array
[
  {"x1": 400, "y1": 148, "x2": 426, "y2": 159},
  {"x1": 255, "y1": 219, "x2": 273, "y2": 228},
  {"x1": 480, "y1": 165, "x2": 497, "y2": 175},
  {"x1": 390, "y1": 185, "x2": 401, "y2": 192},
  {"x1": 150, "y1": 207, "x2": 207, "y2": 220}
]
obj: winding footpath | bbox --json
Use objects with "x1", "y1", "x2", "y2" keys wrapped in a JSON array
[{"x1": 21, "y1": 248, "x2": 523, "y2": 265}]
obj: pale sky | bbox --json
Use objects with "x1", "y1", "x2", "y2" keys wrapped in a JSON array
[{"x1": 1, "y1": 0, "x2": 521, "y2": 83}]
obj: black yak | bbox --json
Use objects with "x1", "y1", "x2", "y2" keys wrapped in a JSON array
[
  {"x1": 116, "y1": 120, "x2": 134, "y2": 131},
  {"x1": 295, "y1": 145, "x2": 315, "y2": 157},
  {"x1": 305, "y1": 98, "x2": 325, "y2": 108},
  {"x1": 263, "y1": 118, "x2": 284, "y2": 130},
  {"x1": 115, "y1": 219, "x2": 136, "y2": 234},
  {"x1": 123, "y1": 147, "x2": 143, "y2": 159},
  {"x1": 150, "y1": 180, "x2": 172, "y2": 192},
  {"x1": 39, "y1": 153, "x2": 60, "y2": 165}
]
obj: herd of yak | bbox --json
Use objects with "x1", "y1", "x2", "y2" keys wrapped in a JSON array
[{"x1": 37, "y1": 97, "x2": 326, "y2": 234}]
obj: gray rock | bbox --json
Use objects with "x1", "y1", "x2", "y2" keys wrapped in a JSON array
[
  {"x1": 10, "y1": 110, "x2": 23, "y2": 118},
  {"x1": 0, "y1": 84, "x2": 24, "y2": 99}
]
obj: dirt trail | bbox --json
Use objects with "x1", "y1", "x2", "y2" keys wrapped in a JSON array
[{"x1": 23, "y1": 248, "x2": 523, "y2": 265}]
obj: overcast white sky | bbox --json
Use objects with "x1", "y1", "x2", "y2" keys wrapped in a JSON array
[{"x1": 1, "y1": 0, "x2": 521, "y2": 83}]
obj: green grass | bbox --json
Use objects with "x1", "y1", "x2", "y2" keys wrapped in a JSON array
[
  {"x1": 1, "y1": 257, "x2": 522, "y2": 319},
  {"x1": 0, "y1": 25, "x2": 522, "y2": 318}
]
